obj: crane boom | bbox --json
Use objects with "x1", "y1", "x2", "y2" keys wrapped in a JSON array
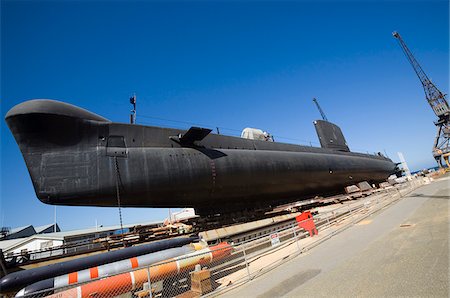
[
  {"x1": 313, "y1": 98, "x2": 328, "y2": 121},
  {"x1": 392, "y1": 31, "x2": 449, "y2": 118},
  {"x1": 393, "y1": 31, "x2": 450, "y2": 168}
]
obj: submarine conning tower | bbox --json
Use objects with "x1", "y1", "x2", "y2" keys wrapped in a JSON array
[{"x1": 313, "y1": 120, "x2": 350, "y2": 152}]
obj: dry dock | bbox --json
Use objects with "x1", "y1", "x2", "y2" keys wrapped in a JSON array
[{"x1": 218, "y1": 175, "x2": 449, "y2": 297}]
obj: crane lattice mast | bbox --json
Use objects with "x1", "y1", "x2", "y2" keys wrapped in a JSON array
[
  {"x1": 313, "y1": 98, "x2": 328, "y2": 121},
  {"x1": 393, "y1": 31, "x2": 450, "y2": 168}
]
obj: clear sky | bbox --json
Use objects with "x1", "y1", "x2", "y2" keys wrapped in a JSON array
[{"x1": 1, "y1": 0, "x2": 448, "y2": 231}]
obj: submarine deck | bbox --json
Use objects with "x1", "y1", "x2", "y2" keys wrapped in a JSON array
[{"x1": 218, "y1": 175, "x2": 449, "y2": 297}]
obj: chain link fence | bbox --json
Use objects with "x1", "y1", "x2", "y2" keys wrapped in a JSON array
[{"x1": 14, "y1": 178, "x2": 427, "y2": 298}]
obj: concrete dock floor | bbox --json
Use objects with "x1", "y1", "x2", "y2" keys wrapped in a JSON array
[{"x1": 219, "y1": 176, "x2": 449, "y2": 297}]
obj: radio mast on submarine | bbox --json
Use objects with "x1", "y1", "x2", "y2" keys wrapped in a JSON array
[{"x1": 130, "y1": 94, "x2": 137, "y2": 124}]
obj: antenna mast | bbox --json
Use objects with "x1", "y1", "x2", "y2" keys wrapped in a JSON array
[
  {"x1": 393, "y1": 31, "x2": 450, "y2": 168},
  {"x1": 313, "y1": 98, "x2": 328, "y2": 121},
  {"x1": 130, "y1": 94, "x2": 137, "y2": 124}
]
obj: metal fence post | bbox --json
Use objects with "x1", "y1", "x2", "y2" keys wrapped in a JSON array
[
  {"x1": 242, "y1": 245, "x2": 251, "y2": 281},
  {"x1": 146, "y1": 267, "x2": 153, "y2": 298},
  {"x1": 348, "y1": 205, "x2": 354, "y2": 223},
  {"x1": 396, "y1": 187, "x2": 402, "y2": 198},
  {"x1": 292, "y1": 225, "x2": 301, "y2": 252}
]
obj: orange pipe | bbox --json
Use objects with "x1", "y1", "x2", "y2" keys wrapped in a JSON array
[{"x1": 45, "y1": 243, "x2": 232, "y2": 298}]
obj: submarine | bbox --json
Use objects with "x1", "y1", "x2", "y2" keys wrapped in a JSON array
[{"x1": 5, "y1": 99, "x2": 397, "y2": 217}]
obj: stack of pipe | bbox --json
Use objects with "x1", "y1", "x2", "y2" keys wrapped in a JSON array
[
  {"x1": 0, "y1": 237, "x2": 197, "y2": 295},
  {"x1": 17, "y1": 242, "x2": 206, "y2": 296},
  {"x1": 44, "y1": 242, "x2": 232, "y2": 298}
]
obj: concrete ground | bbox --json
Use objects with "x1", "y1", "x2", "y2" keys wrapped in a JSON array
[{"x1": 219, "y1": 176, "x2": 449, "y2": 297}]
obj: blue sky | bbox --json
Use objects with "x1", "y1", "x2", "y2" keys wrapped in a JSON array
[{"x1": 1, "y1": 0, "x2": 448, "y2": 231}]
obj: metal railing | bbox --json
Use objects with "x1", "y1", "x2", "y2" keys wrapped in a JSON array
[{"x1": 16, "y1": 178, "x2": 427, "y2": 298}]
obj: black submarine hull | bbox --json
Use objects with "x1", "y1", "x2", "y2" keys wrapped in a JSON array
[{"x1": 5, "y1": 100, "x2": 397, "y2": 215}]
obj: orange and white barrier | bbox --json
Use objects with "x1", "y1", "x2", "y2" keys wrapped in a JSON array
[
  {"x1": 17, "y1": 244, "x2": 207, "y2": 296},
  {"x1": 44, "y1": 242, "x2": 232, "y2": 298}
]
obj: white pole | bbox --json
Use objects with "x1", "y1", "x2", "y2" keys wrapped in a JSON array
[{"x1": 54, "y1": 206, "x2": 57, "y2": 232}]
